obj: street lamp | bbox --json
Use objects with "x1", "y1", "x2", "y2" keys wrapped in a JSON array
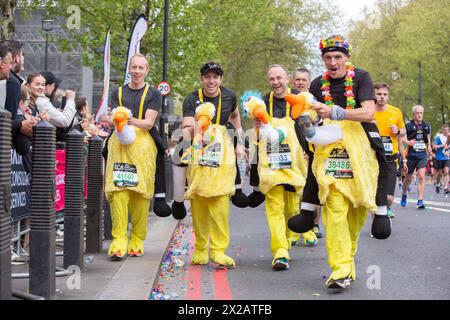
[
  {"x1": 160, "y1": 0, "x2": 171, "y2": 199},
  {"x1": 41, "y1": 18, "x2": 54, "y2": 72}
]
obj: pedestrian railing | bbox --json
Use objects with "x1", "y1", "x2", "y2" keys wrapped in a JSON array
[{"x1": 0, "y1": 108, "x2": 109, "y2": 300}]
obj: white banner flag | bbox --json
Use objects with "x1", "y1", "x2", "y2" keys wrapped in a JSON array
[
  {"x1": 123, "y1": 14, "x2": 148, "y2": 85},
  {"x1": 95, "y1": 29, "x2": 111, "y2": 122}
]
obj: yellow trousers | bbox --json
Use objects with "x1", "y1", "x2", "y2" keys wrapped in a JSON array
[
  {"x1": 265, "y1": 185, "x2": 303, "y2": 263},
  {"x1": 322, "y1": 186, "x2": 367, "y2": 283},
  {"x1": 190, "y1": 195, "x2": 231, "y2": 259},
  {"x1": 108, "y1": 190, "x2": 151, "y2": 256}
]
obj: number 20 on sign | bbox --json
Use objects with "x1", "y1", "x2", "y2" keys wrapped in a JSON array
[{"x1": 157, "y1": 81, "x2": 172, "y2": 96}]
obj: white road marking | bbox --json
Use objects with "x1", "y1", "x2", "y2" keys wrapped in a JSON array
[{"x1": 393, "y1": 198, "x2": 450, "y2": 213}]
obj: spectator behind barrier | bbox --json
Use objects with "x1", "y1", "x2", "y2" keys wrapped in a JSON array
[{"x1": 26, "y1": 72, "x2": 77, "y2": 128}]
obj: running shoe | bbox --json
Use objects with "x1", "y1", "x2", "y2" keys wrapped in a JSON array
[
  {"x1": 272, "y1": 258, "x2": 289, "y2": 271},
  {"x1": 436, "y1": 184, "x2": 441, "y2": 194},
  {"x1": 400, "y1": 194, "x2": 407, "y2": 207},
  {"x1": 327, "y1": 277, "x2": 351, "y2": 289},
  {"x1": 387, "y1": 208, "x2": 396, "y2": 218},
  {"x1": 444, "y1": 188, "x2": 450, "y2": 194},
  {"x1": 417, "y1": 200, "x2": 426, "y2": 209},
  {"x1": 313, "y1": 225, "x2": 323, "y2": 238}
]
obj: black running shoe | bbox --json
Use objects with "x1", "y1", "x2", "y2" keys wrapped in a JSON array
[{"x1": 436, "y1": 184, "x2": 441, "y2": 194}]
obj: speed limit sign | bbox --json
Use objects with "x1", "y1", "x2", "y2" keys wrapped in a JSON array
[{"x1": 157, "y1": 81, "x2": 172, "y2": 96}]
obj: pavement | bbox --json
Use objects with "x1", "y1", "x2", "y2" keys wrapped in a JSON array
[
  {"x1": 9, "y1": 180, "x2": 450, "y2": 300},
  {"x1": 11, "y1": 208, "x2": 181, "y2": 300}
]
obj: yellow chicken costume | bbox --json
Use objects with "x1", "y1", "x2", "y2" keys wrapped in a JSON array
[
  {"x1": 183, "y1": 101, "x2": 237, "y2": 267},
  {"x1": 313, "y1": 120, "x2": 378, "y2": 285},
  {"x1": 245, "y1": 95, "x2": 314, "y2": 268},
  {"x1": 286, "y1": 92, "x2": 378, "y2": 285},
  {"x1": 105, "y1": 105, "x2": 157, "y2": 259}
]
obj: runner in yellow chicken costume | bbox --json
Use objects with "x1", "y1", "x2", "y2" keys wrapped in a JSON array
[
  {"x1": 248, "y1": 65, "x2": 317, "y2": 271},
  {"x1": 105, "y1": 54, "x2": 160, "y2": 259},
  {"x1": 179, "y1": 61, "x2": 245, "y2": 267},
  {"x1": 290, "y1": 35, "x2": 381, "y2": 289}
]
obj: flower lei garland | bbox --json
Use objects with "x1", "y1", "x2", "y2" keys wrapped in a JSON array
[{"x1": 321, "y1": 62, "x2": 356, "y2": 110}]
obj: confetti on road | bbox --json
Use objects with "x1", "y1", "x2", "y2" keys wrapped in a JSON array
[{"x1": 149, "y1": 218, "x2": 193, "y2": 300}]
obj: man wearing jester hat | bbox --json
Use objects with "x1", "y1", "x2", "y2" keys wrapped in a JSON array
[{"x1": 288, "y1": 35, "x2": 391, "y2": 289}]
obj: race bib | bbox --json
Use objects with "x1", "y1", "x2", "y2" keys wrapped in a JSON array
[
  {"x1": 413, "y1": 141, "x2": 426, "y2": 152},
  {"x1": 267, "y1": 143, "x2": 292, "y2": 170},
  {"x1": 382, "y1": 136, "x2": 393, "y2": 155},
  {"x1": 113, "y1": 163, "x2": 138, "y2": 187},
  {"x1": 325, "y1": 148, "x2": 353, "y2": 179},
  {"x1": 199, "y1": 142, "x2": 222, "y2": 167}
]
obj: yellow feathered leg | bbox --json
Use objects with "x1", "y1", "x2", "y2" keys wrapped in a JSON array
[
  {"x1": 265, "y1": 186, "x2": 290, "y2": 264},
  {"x1": 347, "y1": 203, "x2": 368, "y2": 281},
  {"x1": 208, "y1": 195, "x2": 235, "y2": 268},
  {"x1": 322, "y1": 186, "x2": 355, "y2": 285},
  {"x1": 190, "y1": 197, "x2": 210, "y2": 265},
  {"x1": 128, "y1": 191, "x2": 151, "y2": 257},
  {"x1": 283, "y1": 190, "x2": 301, "y2": 247},
  {"x1": 108, "y1": 190, "x2": 130, "y2": 259}
]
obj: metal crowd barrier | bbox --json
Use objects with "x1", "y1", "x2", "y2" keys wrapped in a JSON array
[{"x1": 0, "y1": 106, "x2": 12, "y2": 300}]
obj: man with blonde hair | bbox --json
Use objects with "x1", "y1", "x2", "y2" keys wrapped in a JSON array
[{"x1": 106, "y1": 54, "x2": 165, "y2": 259}]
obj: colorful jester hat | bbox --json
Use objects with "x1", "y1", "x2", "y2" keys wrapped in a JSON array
[{"x1": 319, "y1": 35, "x2": 352, "y2": 56}]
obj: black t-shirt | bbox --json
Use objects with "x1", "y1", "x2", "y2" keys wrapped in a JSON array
[
  {"x1": 263, "y1": 88, "x2": 300, "y2": 118},
  {"x1": 182, "y1": 86, "x2": 237, "y2": 126},
  {"x1": 310, "y1": 68, "x2": 376, "y2": 109},
  {"x1": 405, "y1": 120, "x2": 431, "y2": 159},
  {"x1": 110, "y1": 84, "x2": 162, "y2": 119}
]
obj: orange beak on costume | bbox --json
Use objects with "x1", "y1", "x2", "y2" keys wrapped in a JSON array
[
  {"x1": 251, "y1": 105, "x2": 270, "y2": 125},
  {"x1": 285, "y1": 93, "x2": 307, "y2": 120},
  {"x1": 194, "y1": 102, "x2": 216, "y2": 134},
  {"x1": 285, "y1": 92, "x2": 319, "y2": 120},
  {"x1": 197, "y1": 114, "x2": 211, "y2": 133},
  {"x1": 244, "y1": 98, "x2": 270, "y2": 125},
  {"x1": 113, "y1": 111, "x2": 129, "y2": 133}
]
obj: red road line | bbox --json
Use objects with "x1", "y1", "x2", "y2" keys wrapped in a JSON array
[
  {"x1": 186, "y1": 232, "x2": 202, "y2": 300},
  {"x1": 212, "y1": 268, "x2": 233, "y2": 300}
]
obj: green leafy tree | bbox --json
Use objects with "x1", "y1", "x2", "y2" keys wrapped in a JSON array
[
  {"x1": 349, "y1": 0, "x2": 449, "y2": 130},
  {"x1": 16, "y1": 0, "x2": 338, "y2": 120}
]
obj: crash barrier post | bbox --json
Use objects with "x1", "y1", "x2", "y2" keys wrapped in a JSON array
[
  {"x1": 0, "y1": 106, "x2": 12, "y2": 300},
  {"x1": 63, "y1": 130, "x2": 85, "y2": 269},
  {"x1": 85, "y1": 136, "x2": 104, "y2": 253},
  {"x1": 29, "y1": 120, "x2": 56, "y2": 299}
]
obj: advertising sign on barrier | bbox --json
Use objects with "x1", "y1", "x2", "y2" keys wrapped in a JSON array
[
  {"x1": 10, "y1": 149, "x2": 31, "y2": 222},
  {"x1": 55, "y1": 150, "x2": 66, "y2": 212}
]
